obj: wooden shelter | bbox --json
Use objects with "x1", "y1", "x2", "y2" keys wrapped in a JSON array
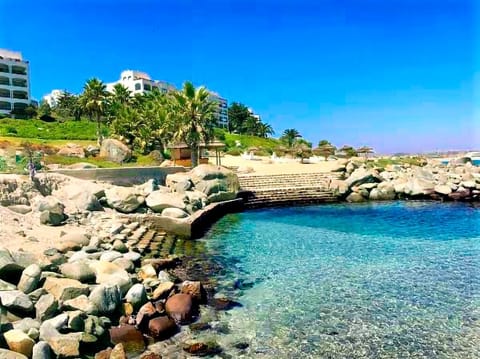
[{"x1": 167, "y1": 140, "x2": 226, "y2": 167}]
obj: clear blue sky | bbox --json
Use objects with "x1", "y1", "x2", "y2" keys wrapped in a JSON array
[{"x1": 1, "y1": 0, "x2": 478, "y2": 153}]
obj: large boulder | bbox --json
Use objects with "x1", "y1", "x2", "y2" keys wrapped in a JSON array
[
  {"x1": 88, "y1": 260, "x2": 132, "y2": 295},
  {"x1": 99, "y1": 139, "x2": 132, "y2": 163},
  {"x1": 403, "y1": 178, "x2": 435, "y2": 197},
  {"x1": 161, "y1": 207, "x2": 189, "y2": 219},
  {"x1": 109, "y1": 325, "x2": 145, "y2": 355},
  {"x1": 124, "y1": 284, "x2": 147, "y2": 311},
  {"x1": 346, "y1": 192, "x2": 366, "y2": 203},
  {"x1": 369, "y1": 182, "x2": 396, "y2": 201},
  {"x1": 17, "y1": 264, "x2": 42, "y2": 294},
  {"x1": 346, "y1": 167, "x2": 382, "y2": 188},
  {"x1": 37, "y1": 196, "x2": 67, "y2": 226},
  {"x1": 434, "y1": 184, "x2": 452, "y2": 195},
  {"x1": 0, "y1": 349, "x2": 28, "y2": 359},
  {"x1": 3, "y1": 329, "x2": 35, "y2": 358},
  {"x1": 32, "y1": 341, "x2": 52, "y2": 359},
  {"x1": 105, "y1": 187, "x2": 144, "y2": 213},
  {"x1": 88, "y1": 284, "x2": 122, "y2": 315},
  {"x1": 42, "y1": 277, "x2": 89, "y2": 301},
  {"x1": 165, "y1": 173, "x2": 193, "y2": 193},
  {"x1": 145, "y1": 191, "x2": 187, "y2": 213},
  {"x1": 57, "y1": 232, "x2": 90, "y2": 253},
  {"x1": 35, "y1": 294, "x2": 59, "y2": 321},
  {"x1": 165, "y1": 293, "x2": 195, "y2": 324},
  {"x1": 54, "y1": 184, "x2": 102, "y2": 212},
  {"x1": 148, "y1": 316, "x2": 177, "y2": 340},
  {"x1": 0, "y1": 291, "x2": 34, "y2": 314},
  {"x1": 59, "y1": 261, "x2": 96, "y2": 283},
  {"x1": 57, "y1": 143, "x2": 85, "y2": 158}
]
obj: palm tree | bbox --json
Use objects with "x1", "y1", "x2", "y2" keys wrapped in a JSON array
[
  {"x1": 81, "y1": 78, "x2": 109, "y2": 145},
  {"x1": 111, "y1": 84, "x2": 131, "y2": 106},
  {"x1": 167, "y1": 82, "x2": 217, "y2": 167},
  {"x1": 281, "y1": 128, "x2": 301, "y2": 148},
  {"x1": 256, "y1": 122, "x2": 274, "y2": 138}
]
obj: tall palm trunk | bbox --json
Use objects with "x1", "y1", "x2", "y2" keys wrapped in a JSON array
[
  {"x1": 191, "y1": 143, "x2": 199, "y2": 168},
  {"x1": 96, "y1": 113, "x2": 103, "y2": 146}
]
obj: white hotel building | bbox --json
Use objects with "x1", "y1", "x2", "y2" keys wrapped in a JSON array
[
  {"x1": 106, "y1": 70, "x2": 228, "y2": 128},
  {"x1": 0, "y1": 49, "x2": 30, "y2": 115}
]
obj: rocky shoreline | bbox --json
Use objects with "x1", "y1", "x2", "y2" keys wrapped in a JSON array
[
  {"x1": 332, "y1": 159, "x2": 480, "y2": 203},
  {"x1": 0, "y1": 165, "x2": 244, "y2": 358}
]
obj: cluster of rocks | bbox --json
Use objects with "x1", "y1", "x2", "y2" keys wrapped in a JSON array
[
  {"x1": 0, "y1": 217, "x2": 232, "y2": 358},
  {"x1": 332, "y1": 160, "x2": 480, "y2": 202},
  {"x1": 56, "y1": 139, "x2": 128, "y2": 163},
  {"x1": 0, "y1": 164, "x2": 240, "y2": 227}
]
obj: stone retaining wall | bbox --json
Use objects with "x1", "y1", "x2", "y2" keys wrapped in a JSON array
[{"x1": 51, "y1": 166, "x2": 186, "y2": 185}]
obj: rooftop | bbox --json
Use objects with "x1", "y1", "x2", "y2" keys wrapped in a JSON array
[{"x1": 0, "y1": 49, "x2": 24, "y2": 61}]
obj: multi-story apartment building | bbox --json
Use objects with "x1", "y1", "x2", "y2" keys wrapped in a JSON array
[
  {"x1": 209, "y1": 92, "x2": 228, "y2": 128},
  {"x1": 107, "y1": 69, "x2": 229, "y2": 128},
  {"x1": 106, "y1": 70, "x2": 175, "y2": 96},
  {"x1": 0, "y1": 49, "x2": 30, "y2": 115},
  {"x1": 42, "y1": 89, "x2": 64, "y2": 108}
]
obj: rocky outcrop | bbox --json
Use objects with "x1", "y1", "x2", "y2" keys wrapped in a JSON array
[
  {"x1": 99, "y1": 139, "x2": 132, "y2": 163},
  {"x1": 334, "y1": 160, "x2": 480, "y2": 202},
  {"x1": 105, "y1": 187, "x2": 144, "y2": 213},
  {"x1": 57, "y1": 143, "x2": 85, "y2": 158}
]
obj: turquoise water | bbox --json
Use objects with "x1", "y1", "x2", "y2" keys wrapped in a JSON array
[
  {"x1": 203, "y1": 202, "x2": 480, "y2": 358},
  {"x1": 441, "y1": 159, "x2": 480, "y2": 166}
]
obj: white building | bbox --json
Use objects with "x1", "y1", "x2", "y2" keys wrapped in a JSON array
[
  {"x1": 0, "y1": 49, "x2": 30, "y2": 115},
  {"x1": 209, "y1": 92, "x2": 228, "y2": 128},
  {"x1": 42, "y1": 89, "x2": 64, "y2": 108},
  {"x1": 106, "y1": 70, "x2": 175, "y2": 96},
  {"x1": 248, "y1": 107, "x2": 261, "y2": 122}
]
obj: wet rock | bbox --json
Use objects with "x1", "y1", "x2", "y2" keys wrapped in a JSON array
[
  {"x1": 148, "y1": 316, "x2": 177, "y2": 340},
  {"x1": 125, "y1": 284, "x2": 147, "y2": 311},
  {"x1": 112, "y1": 240, "x2": 128, "y2": 253},
  {"x1": 84, "y1": 315, "x2": 106, "y2": 337},
  {"x1": 109, "y1": 325, "x2": 145, "y2": 355},
  {"x1": 35, "y1": 294, "x2": 58, "y2": 321},
  {"x1": 43, "y1": 277, "x2": 89, "y2": 301},
  {"x1": 38, "y1": 196, "x2": 67, "y2": 226},
  {"x1": 17, "y1": 264, "x2": 41, "y2": 294},
  {"x1": 67, "y1": 310, "x2": 86, "y2": 332},
  {"x1": 346, "y1": 192, "x2": 365, "y2": 203},
  {"x1": 165, "y1": 294, "x2": 194, "y2": 324},
  {"x1": 151, "y1": 281, "x2": 175, "y2": 300},
  {"x1": 214, "y1": 295, "x2": 242, "y2": 311},
  {"x1": 183, "y1": 341, "x2": 222, "y2": 357},
  {"x1": 135, "y1": 302, "x2": 157, "y2": 329},
  {"x1": 60, "y1": 261, "x2": 96, "y2": 283},
  {"x1": 181, "y1": 281, "x2": 206, "y2": 303},
  {"x1": 4, "y1": 329, "x2": 35, "y2": 357}
]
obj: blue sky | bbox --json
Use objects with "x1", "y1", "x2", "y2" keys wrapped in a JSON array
[{"x1": 1, "y1": 0, "x2": 477, "y2": 153}]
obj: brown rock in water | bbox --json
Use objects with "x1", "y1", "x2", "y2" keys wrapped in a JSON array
[
  {"x1": 141, "y1": 353, "x2": 162, "y2": 359},
  {"x1": 136, "y1": 302, "x2": 157, "y2": 329},
  {"x1": 180, "y1": 281, "x2": 206, "y2": 303},
  {"x1": 109, "y1": 325, "x2": 145, "y2": 354},
  {"x1": 148, "y1": 316, "x2": 177, "y2": 340},
  {"x1": 165, "y1": 293, "x2": 194, "y2": 324},
  {"x1": 183, "y1": 341, "x2": 221, "y2": 357}
]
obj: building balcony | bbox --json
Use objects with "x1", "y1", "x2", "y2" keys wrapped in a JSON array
[
  {"x1": 0, "y1": 76, "x2": 9, "y2": 86},
  {"x1": 11, "y1": 66, "x2": 27, "y2": 76},
  {"x1": 0, "y1": 101, "x2": 10, "y2": 111},
  {"x1": 0, "y1": 89, "x2": 10, "y2": 98},
  {"x1": 12, "y1": 91, "x2": 28, "y2": 100},
  {"x1": 11, "y1": 79, "x2": 27, "y2": 87}
]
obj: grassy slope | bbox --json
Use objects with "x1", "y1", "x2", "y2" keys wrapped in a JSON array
[{"x1": 222, "y1": 132, "x2": 282, "y2": 151}]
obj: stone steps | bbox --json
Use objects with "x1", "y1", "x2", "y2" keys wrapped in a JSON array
[{"x1": 238, "y1": 172, "x2": 341, "y2": 208}]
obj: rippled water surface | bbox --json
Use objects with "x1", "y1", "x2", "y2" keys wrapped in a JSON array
[{"x1": 203, "y1": 201, "x2": 480, "y2": 358}]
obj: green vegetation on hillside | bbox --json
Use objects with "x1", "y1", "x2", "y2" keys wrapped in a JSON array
[{"x1": 0, "y1": 119, "x2": 99, "y2": 140}]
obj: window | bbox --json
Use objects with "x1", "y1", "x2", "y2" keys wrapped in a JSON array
[
  {"x1": 135, "y1": 83, "x2": 141, "y2": 91},
  {"x1": 144, "y1": 84, "x2": 151, "y2": 91}
]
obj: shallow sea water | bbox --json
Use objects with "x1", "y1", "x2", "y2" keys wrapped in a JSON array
[{"x1": 202, "y1": 201, "x2": 480, "y2": 358}]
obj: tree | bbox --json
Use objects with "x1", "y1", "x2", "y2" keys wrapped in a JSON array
[
  {"x1": 56, "y1": 91, "x2": 82, "y2": 120},
  {"x1": 111, "y1": 83, "x2": 131, "y2": 105},
  {"x1": 281, "y1": 128, "x2": 301, "y2": 148},
  {"x1": 167, "y1": 82, "x2": 217, "y2": 167},
  {"x1": 293, "y1": 142, "x2": 312, "y2": 164},
  {"x1": 38, "y1": 100, "x2": 52, "y2": 117},
  {"x1": 318, "y1": 139, "x2": 331, "y2": 147},
  {"x1": 256, "y1": 122, "x2": 274, "y2": 138},
  {"x1": 227, "y1": 102, "x2": 251, "y2": 133},
  {"x1": 80, "y1": 78, "x2": 110, "y2": 145}
]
